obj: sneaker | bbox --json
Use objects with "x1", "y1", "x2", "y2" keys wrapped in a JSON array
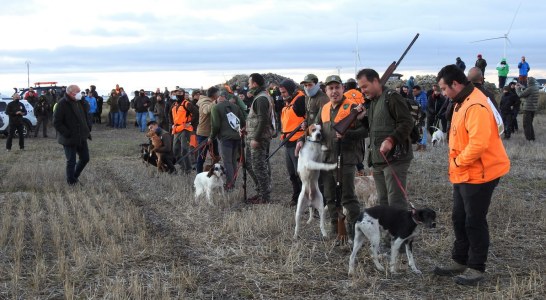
[
  {"x1": 433, "y1": 261, "x2": 467, "y2": 276},
  {"x1": 6, "y1": 149, "x2": 10, "y2": 152},
  {"x1": 453, "y1": 268, "x2": 485, "y2": 286}
]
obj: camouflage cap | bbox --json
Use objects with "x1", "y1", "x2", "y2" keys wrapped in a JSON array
[
  {"x1": 300, "y1": 73, "x2": 319, "y2": 84},
  {"x1": 324, "y1": 75, "x2": 343, "y2": 85}
]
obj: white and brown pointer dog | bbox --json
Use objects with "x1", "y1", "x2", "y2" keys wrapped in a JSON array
[
  {"x1": 348, "y1": 205, "x2": 436, "y2": 276},
  {"x1": 293, "y1": 124, "x2": 337, "y2": 239},
  {"x1": 194, "y1": 163, "x2": 226, "y2": 205}
]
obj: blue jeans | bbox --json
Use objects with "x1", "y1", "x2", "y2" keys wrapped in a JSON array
[
  {"x1": 196, "y1": 135, "x2": 219, "y2": 173},
  {"x1": 136, "y1": 112, "x2": 147, "y2": 132},
  {"x1": 119, "y1": 111, "x2": 128, "y2": 128},
  {"x1": 148, "y1": 111, "x2": 156, "y2": 122},
  {"x1": 63, "y1": 140, "x2": 90, "y2": 185},
  {"x1": 111, "y1": 112, "x2": 121, "y2": 128}
]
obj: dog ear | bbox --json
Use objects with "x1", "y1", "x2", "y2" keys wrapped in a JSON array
[
  {"x1": 307, "y1": 124, "x2": 315, "y2": 136},
  {"x1": 207, "y1": 167, "x2": 214, "y2": 178}
]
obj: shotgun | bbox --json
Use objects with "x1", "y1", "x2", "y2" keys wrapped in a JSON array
[
  {"x1": 176, "y1": 138, "x2": 209, "y2": 165},
  {"x1": 333, "y1": 33, "x2": 420, "y2": 135},
  {"x1": 241, "y1": 135, "x2": 247, "y2": 202},
  {"x1": 265, "y1": 120, "x2": 305, "y2": 161},
  {"x1": 335, "y1": 138, "x2": 347, "y2": 245}
]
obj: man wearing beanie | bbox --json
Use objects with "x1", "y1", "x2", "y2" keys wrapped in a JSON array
[
  {"x1": 279, "y1": 79, "x2": 306, "y2": 206},
  {"x1": 245, "y1": 73, "x2": 275, "y2": 204}
]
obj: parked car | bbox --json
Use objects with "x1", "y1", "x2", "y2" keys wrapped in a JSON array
[
  {"x1": 0, "y1": 99, "x2": 37, "y2": 137},
  {"x1": 17, "y1": 81, "x2": 66, "y2": 100}
]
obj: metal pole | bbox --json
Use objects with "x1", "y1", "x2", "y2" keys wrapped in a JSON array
[{"x1": 25, "y1": 60, "x2": 31, "y2": 88}]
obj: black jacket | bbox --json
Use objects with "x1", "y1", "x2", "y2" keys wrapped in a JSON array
[
  {"x1": 134, "y1": 95, "x2": 151, "y2": 113},
  {"x1": 118, "y1": 94, "x2": 131, "y2": 112},
  {"x1": 53, "y1": 97, "x2": 91, "y2": 146},
  {"x1": 6, "y1": 100, "x2": 27, "y2": 125}
]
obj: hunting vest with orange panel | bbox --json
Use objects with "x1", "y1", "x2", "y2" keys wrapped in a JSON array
[
  {"x1": 171, "y1": 100, "x2": 193, "y2": 134},
  {"x1": 280, "y1": 90, "x2": 305, "y2": 141},
  {"x1": 321, "y1": 97, "x2": 354, "y2": 124},
  {"x1": 343, "y1": 89, "x2": 365, "y2": 104}
]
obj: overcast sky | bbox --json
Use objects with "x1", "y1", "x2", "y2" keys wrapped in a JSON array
[{"x1": 1, "y1": 0, "x2": 544, "y2": 96}]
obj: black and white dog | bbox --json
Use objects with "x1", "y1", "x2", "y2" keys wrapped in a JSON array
[
  {"x1": 348, "y1": 205, "x2": 436, "y2": 275},
  {"x1": 293, "y1": 124, "x2": 337, "y2": 239},
  {"x1": 194, "y1": 163, "x2": 226, "y2": 205}
]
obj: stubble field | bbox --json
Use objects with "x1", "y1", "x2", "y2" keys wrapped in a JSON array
[{"x1": 0, "y1": 112, "x2": 544, "y2": 299}]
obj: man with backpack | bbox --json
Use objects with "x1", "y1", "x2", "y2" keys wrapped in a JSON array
[
  {"x1": 171, "y1": 88, "x2": 196, "y2": 174},
  {"x1": 356, "y1": 68, "x2": 414, "y2": 213},
  {"x1": 209, "y1": 90, "x2": 246, "y2": 189}
]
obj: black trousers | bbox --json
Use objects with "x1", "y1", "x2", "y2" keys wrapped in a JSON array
[
  {"x1": 6, "y1": 123, "x2": 25, "y2": 150},
  {"x1": 451, "y1": 178, "x2": 499, "y2": 272},
  {"x1": 523, "y1": 110, "x2": 535, "y2": 141}
]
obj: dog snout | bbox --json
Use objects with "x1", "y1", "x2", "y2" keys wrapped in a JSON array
[{"x1": 316, "y1": 132, "x2": 321, "y2": 139}]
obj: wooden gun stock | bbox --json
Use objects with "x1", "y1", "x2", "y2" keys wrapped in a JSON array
[{"x1": 333, "y1": 33, "x2": 420, "y2": 135}]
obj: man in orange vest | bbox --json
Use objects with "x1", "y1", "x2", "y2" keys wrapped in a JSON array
[
  {"x1": 433, "y1": 64, "x2": 510, "y2": 285},
  {"x1": 343, "y1": 78, "x2": 365, "y2": 104},
  {"x1": 279, "y1": 79, "x2": 306, "y2": 206},
  {"x1": 344, "y1": 78, "x2": 366, "y2": 176},
  {"x1": 316, "y1": 75, "x2": 367, "y2": 241},
  {"x1": 171, "y1": 88, "x2": 195, "y2": 174}
]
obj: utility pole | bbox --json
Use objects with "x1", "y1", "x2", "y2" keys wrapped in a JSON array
[
  {"x1": 25, "y1": 60, "x2": 31, "y2": 88},
  {"x1": 336, "y1": 66, "x2": 342, "y2": 76}
]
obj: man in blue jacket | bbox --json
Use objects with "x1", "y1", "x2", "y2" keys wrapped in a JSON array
[
  {"x1": 518, "y1": 56, "x2": 530, "y2": 86},
  {"x1": 412, "y1": 85, "x2": 428, "y2": 151}
]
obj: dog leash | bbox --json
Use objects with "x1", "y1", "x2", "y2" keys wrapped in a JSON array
[{"x1": 380, "y1": 151, "x2": 416, "y2": 210}]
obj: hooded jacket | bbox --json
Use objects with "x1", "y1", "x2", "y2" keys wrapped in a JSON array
[
  {"x1": 496, "y1": 59, "x2": 509, "y2": 77},
  {"x1": 53, "y1": 96, "x2": 91, "y2": 146},
  {"x1": 516, "y1": 77, "x2": 540, "y2": 111},
  {"x1": 196, "y1": 95, "x2": 215, "y2": 136}
]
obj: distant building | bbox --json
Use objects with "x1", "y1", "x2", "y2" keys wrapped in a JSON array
[{"x1": 388, "y1": 73, "x2": 404, "y2": 81}]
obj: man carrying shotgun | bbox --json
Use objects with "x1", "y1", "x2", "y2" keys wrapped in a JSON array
[
  {"x1": 315, "y1": 75, "x2": 367, "y2": 242},
  {"x1": 357, "y1": 69, "x2": 414, "y2": 212}
]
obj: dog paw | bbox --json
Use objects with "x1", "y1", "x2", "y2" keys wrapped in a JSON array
[
  {"x1": 411, "y1": 269, "x2": 422, "y2": 275},
  {"x1": 321, "y1": 145, "x2": 328, "y2": 151}
]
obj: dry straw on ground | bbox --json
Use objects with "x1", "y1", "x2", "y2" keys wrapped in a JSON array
[{"x1": 0, "y1": 111, "x2": 544, "y2": 299}]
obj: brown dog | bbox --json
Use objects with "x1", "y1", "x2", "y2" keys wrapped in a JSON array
[{"x1": 146, "y1": 130, "x2": 166, "y2": 172}]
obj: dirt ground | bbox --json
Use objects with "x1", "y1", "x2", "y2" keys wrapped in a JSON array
[{"x1": 0, "y1": 113, "x2": 544, "y2": 299}]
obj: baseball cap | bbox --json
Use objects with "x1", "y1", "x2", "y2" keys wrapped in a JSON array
[
  {"x1": 324, "y1": 75, "x2": 343, "y2": 85},
  {"x1": 300, "y1": 73, "x2": 318, "y2": 84}
]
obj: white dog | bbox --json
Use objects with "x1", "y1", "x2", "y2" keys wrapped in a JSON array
[
  {"x1": 293, "y1": 124, "x2": 337, "y2": 239},
  {"x1": 431, "y1": 126, "x2": 446, "y2": 146},
  {"x1": 194, "y1": 163, "x2": 226, "y2": 204}
]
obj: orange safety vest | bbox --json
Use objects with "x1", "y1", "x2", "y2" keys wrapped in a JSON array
[
  {"x1": 280, "y1": 91, "x2": 305, "y2": 141},
  {"x1": 171, "y1": 101, "x2": 193, "y2": 134},
  {"x1": 343, "y1": 89, "x2": 365, "y2": 104},
  {"x1": 321, "y1": 98, "x2": 354, "y2": 124}
]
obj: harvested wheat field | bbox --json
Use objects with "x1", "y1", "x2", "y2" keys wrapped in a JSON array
[{"x1": 0, "y1": 114, "x2": 545, "y2": 299}]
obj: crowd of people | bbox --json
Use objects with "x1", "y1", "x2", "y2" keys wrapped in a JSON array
[{"x1": 4, "y1": 56, "x2": 542, "y2": 285}]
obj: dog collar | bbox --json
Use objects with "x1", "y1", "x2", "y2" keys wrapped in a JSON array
[
  {"x1": 306, "y1": 137, "x2": 321, "y2": 144},
  {"x1": 411, "y1": 209, "x2": 422, "y2": 225}
]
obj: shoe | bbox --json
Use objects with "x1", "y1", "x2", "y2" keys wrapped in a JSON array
[
  {"x1": 453, "y1": 268, "x2": 485, "y2": 286},
  {"x1": 247, "y1": 195, "x2": 260, "y2": 201},
  {"x1": 6, "y1": 149, "x2": 11, "y2": 152},
  {"x1": 433, "y1": 261, "x2": 467, "y2": 276}
]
